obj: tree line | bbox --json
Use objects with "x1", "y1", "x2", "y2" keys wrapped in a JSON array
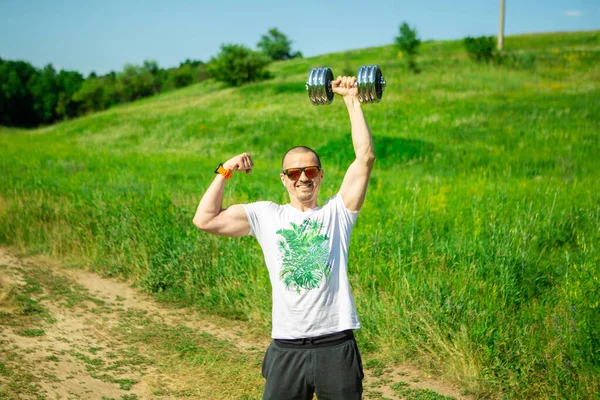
[
  {"x1": 0, "y1": 28, "x2": 300, "y2": 128},
  {"x1": 0, "y1": 57, "x2": 210, "y2": 128}
]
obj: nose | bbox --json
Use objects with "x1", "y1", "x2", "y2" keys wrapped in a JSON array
[{"x1": 298, "y1": 170, "x2": 313, "y2": 181}]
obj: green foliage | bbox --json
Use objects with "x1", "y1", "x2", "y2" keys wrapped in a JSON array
[
  {"x1": 395, "y1": 22, "x2": 421, "y2": 72},
  {"x1": 72, "y1": 77, "x2": 108, "y2": 113},
  {"x1": 54, "y1": 70, "x2": 85, "y2": 119},
  {"x1": 464, "y1": 36, "x2": 497, "y2": 63},
  {"x1": 395, "y1": 22, "x2": 421, "y2": 56},
  {"x1": 464, "y1": 36, "x2": 536, "y2": 69},
  {"x1": 0, "y1": 60, "x2": 83, "y2": 125},
  {"x1": 28, "y1": 64, "x2": 59, "y2": 124},
  {"x1": 165, "y1": 64, "x2": 195, "y2": 89},
  {"x1": 0, "y1": 59, "x2": 39, "y2": 127},
  {"x1": 0, "y1": 58, "x2": 210, "y2": 127},
  {"x1": 207, "y1": 44, "x2": 271, "y2": 87},
  {"x1": 257, "y1": 28, "x2": 302, "y2": 61},
  {"x1": 116, "y1": 63, "x2": 158, "y2": 102},
  {"x1": 172, "y1": 59, "x2": 209, "y2": 88},
  {"x1": 395, "y1": 22, "x2": 421, "y2": 73}
]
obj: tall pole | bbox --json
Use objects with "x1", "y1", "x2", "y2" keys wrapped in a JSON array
[{"x1": 498, "y1": 0, "x2": 506, "y2": 51}]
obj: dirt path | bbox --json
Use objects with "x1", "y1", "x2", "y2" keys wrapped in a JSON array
[{"x1": 0, "y1": 248, "x2": 470, "y2": 399}]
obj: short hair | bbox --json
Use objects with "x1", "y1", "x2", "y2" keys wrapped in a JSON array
[{"x1": 281, "y1": 146, "x2": 321, "y2": 170}]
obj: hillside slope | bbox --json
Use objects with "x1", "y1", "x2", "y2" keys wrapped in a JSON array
[{"x1": 1, "y1": 30, "x2": 599, "y2": 399}]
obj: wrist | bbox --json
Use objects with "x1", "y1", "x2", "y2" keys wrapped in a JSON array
[
  {"x1": 344, "y1": 95, "x2": 361, "y2": 109},
  {"x1": 214, "y1": 163, "x2": 232, "y2": 179},
  {"x1": 222, "y1": 161, "x2": 234, "y2": 170}
]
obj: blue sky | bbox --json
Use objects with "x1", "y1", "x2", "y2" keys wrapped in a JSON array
[{"x1": 1, "y1": 0, "x2": 598, "y2": 76}]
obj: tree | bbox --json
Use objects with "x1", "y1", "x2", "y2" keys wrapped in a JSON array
[
  {"x1": 116, "y1": 63, "x2": 156, "y2": 102},
  {"x1": 257, "y1": 28, "x2": 302, "y2": 61},
  {"x1": 395, "y1": 22, "x2": 421, "y2": 73},
  {"x1": 179, "y1": 59, "x2": 204, "y2": 68},
  {"x1": 207, "y1": 44, "x2": 271, "y2": 87},
  {"x1": 0, "y1": 59, "x2": 38, "y2": 126},
  {"x1": 72, "y1": 77, "x2": 107, "y2": 113},
  {"x1": 28, "y1": 64, "x2": 58, "y2": 124},
  {"x1": 166, "y1": 59, "x2": 209, "y2": 89},
  {"x1": 166, "y1": 63, "x2": 195, "y2": 89},
  {"x1": 55, "y1": 70, "x2": 84, "y2": 119},
  {"x1": 100, "y1": 72, "x2": 120, "y2": 109},
  {"x1": 1, "y1": 59, "x2": 85, "y2": 125},
  {"x1": 142, "y1": 60, "x2": 162, "y2": 93}
]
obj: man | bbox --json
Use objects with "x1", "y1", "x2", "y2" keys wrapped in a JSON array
[{"x1": 193, "y1": 75, "x2": 375, "y2": 399}]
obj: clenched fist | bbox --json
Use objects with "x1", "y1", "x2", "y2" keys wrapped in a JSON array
[{"x1": 223, "y1": 152, "x2": 254, "y2": 174}]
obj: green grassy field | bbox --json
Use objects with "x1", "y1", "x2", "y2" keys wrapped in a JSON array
[{"x1": 1, "y1": 30, "x2": 599, "y2": 398}]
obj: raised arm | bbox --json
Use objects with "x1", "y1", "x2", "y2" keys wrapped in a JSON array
[
  {"x1": 334, "y1": 76, "x2": 376, "y2": 212},
  {"x1": 192, "y1": 153, "x2": 254, "y2": 237}
]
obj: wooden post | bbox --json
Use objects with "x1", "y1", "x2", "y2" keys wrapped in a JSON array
[{"x1": 498, "y1": 0, "x2": 506, "y2": 51}]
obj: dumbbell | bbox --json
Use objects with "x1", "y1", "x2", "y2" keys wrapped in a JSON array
[{"x1": 306, "y1": 65, "x2": 386, "y2": 105}]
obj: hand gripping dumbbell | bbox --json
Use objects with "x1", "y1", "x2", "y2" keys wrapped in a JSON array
[{"x1": 305, "y1": 65, "x2": 386, "y2": 105}]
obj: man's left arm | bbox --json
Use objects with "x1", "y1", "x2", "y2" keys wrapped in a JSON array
[{"x1": 334, "y1": 76, "x2": 375, "y2": 212}]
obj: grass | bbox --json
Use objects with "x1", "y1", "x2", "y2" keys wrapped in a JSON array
[
  {"x1": 1, "y1": 30, "x2": 599, "y2": 398},
  {"x1": 15, "y1": 328, "x2": 46, "y2": 337},
  {"x1": 391, "y1": 381, "x2": 455, "y2": 400},
  {"x1": 112, "y1": 309, "x2": 264, "y2": 398},
  {"x1": 0, "y1": 351, "x2": 44, "y2": 398}
]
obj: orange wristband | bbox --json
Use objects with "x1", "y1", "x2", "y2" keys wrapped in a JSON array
[{"x1": 214, "y1": 163, "x2": 232, "y2": 179}]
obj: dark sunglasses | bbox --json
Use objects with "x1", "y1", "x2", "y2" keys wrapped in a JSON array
[{"x1": 282, "y1": 166, "x2": 321, "y2": 181}]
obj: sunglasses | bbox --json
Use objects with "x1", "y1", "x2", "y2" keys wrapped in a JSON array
[{"x1": 282, "y1": 166, "x2": 321, "y2": 181}]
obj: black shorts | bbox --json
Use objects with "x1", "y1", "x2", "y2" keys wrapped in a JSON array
[{"x1": 261, "y1": 330, "x2": 364, "y2": 400}]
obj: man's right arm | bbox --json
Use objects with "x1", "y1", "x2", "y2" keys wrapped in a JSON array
[{"x1": 192, "y1": 153, "x2": 253, "y2": 237}]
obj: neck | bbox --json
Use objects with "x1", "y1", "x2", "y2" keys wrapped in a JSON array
[{"x1": 290, "y1": 199, "x2": 318, "y2": 212}]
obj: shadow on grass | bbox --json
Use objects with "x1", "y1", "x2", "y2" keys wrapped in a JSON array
[{"x1": 317, "y1": 136, "x2": 434, "y2": 168}]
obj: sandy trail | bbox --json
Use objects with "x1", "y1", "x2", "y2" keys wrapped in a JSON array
[{"x1": 0, "y1": 248, "x2": 469, "y2": 399}]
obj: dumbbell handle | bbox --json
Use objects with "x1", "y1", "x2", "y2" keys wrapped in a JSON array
[
  {"x1": 306, "y1": 65, "x2": 386, "y2": 105},
  {"x1": 325, "y1": 80, "x2": 358, "y2": 88}
]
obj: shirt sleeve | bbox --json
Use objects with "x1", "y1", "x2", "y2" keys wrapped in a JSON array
[
  {"x1": 242, "y1": 201, "x2": 272, "y2": 238},
  {"x1": 329, "y1": 193, "x2": 359, "y2": 226}
]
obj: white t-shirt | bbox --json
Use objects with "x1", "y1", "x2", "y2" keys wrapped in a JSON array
[{"x1": 243, "y1": 193, "x2": 361, "y2": 339}]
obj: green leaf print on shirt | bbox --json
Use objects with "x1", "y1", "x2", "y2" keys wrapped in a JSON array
[{"x1": 277, "y1": 219, "x2": 331, "y2": 294}]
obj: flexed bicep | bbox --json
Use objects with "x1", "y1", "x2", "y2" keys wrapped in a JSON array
[{"x1": 193, "y1": 203, "x2": 250, "y2": 237}]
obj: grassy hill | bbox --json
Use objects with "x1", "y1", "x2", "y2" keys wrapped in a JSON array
[{"x1": 1, "y1": 30, "x2": 599, "y2": 398}]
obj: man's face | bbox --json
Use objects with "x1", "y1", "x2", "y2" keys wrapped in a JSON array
[{"x1": 280, "y1": 152, "x2": 323, "y2": 207}]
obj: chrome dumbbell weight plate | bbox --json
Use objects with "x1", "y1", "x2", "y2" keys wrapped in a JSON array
[
  {"x1": 306, "y1": 65, "x2": 386, "y2": 105},
  {"x1": 357, "y1": 65, "x2": 385, "y2": 104},
  {"x1": 306, "y1": 67, "x2": 334, "y2": 105}
]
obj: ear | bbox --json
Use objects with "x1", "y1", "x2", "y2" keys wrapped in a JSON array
[{"x1": 280, "y1": 173, "x2": 286, "y2": 186}]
